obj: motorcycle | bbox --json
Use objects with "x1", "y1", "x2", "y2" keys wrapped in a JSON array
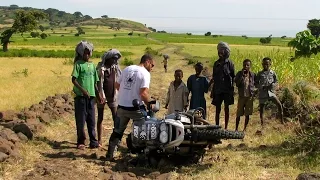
[{"x1": 126, "y1": 99, "x2": 245, "y2": 166}]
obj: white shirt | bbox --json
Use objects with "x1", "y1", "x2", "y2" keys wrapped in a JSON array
[{"x1": 117, "y1": 65, "x2": 150, "y2": 107}]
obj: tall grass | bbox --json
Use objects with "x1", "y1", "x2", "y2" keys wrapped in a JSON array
[{"x1": 181, "y1": 44, "x2": 320, "y2": 85}]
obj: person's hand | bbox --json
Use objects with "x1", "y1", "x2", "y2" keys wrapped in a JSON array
[
  {"x1": 82, "y1": 90, "x2": 90, "y2": 98},
  {"x1": 98, "y1": 94, "x2": 105, "y2": 104}
]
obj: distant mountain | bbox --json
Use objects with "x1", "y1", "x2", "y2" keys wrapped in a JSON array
[{"x1": 0, "y1": 5, "x2": 151, "y2": 32}]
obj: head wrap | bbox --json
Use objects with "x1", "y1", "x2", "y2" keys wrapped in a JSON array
[
  {"x1": 101, "y1": 49, "x2": 122, "y2": 65},
  {"x1": 74, "y1": 40, "x2": 94, "y2": 63},
  {"x1": 217, "y1": 41, "x2": 231, "y2": 58}
]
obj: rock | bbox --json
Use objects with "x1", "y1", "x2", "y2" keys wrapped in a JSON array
[
  {"x1": 0, "y1": 152, "x2": 8, "y2": 162},
  {"x1": 13, "y1": 123, "x2": 33, "y2": 140},
  {"x1": 29, "y1": 104, "x2": 44, "y2": 112},
  {"x1": 156, "y1": 173, "x2": 172, "y2": 180},
  {"x1": 103, "y1": 166, "x2": 114, "y2": 174},
  {"x1": 24, "y1": 111, "x2": 37, "y2": 120},
  {"x1": 17, "y1": 132, "x2": 28, "y2": 141},
  {"x1": 38, "y1": 113, "x2": 51, "y2": 124},
  {"x1": 237, "y1": 143, "x2": 247, "y2": 148},
  {"x1": 97, "y1": 171, "x2": 112, "y2": 180},
  {"x1": 255, "y1": 130, "x2": 263, "y2": 136},
  {"x1": 0, "y1": 140, "x2": 13, "y2": 155},
  {"x1": 226, "y1": 143, "x2": 233, "y2": 149},
  {"x1": 9, "y1": 149, "x2": 21, "y2": 159},
  {"x1": 0, "y1": 110, "x2": 17, "y2": 121},
  {"x1": 296, "y1": 173, "x2": 320, "y2": 180},
  {"x1": 39, "y1": 100, "x2": 47, "y2": 105},
  {"x1": 109, "y1": 173, "x2": 124, "y2": 180},
  {"x1": 0, "y1": 128, "x2": 20, "y2": 143},
  {"x1": 148, "y1": 172, "x2": 161, "y2": 179},
  {"x1": 62, "y1": 94, "x2": 71, "y2": 102},
  {"x1": 259, "y1": 145, "x2": 267, "y2": 149},
  {"x1": 0, "y1": 120, "x2": 23, "y2": 129},
  {"x1": 0, "y1": 136, "x2": 14, "y2": 149},
  {"x1": 120, "y1": 172, "x2": 137, "y2": 180},
  {"x1": 54, "y1": 99, "x2": 64, "y2": 108}
]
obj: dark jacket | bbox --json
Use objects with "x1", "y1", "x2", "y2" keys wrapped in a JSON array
[
  {"x1": 235, "y1": 70, "x2": 255, "y2": 97},
  {"x1": 211, "y1": 58, "x2": 235, "y2": 95}
]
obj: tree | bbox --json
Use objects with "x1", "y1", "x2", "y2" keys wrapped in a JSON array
[
  {"x1": 73, "y1": 11, "x2": 83, "y2": 19},
  {"x1": 40, "y1": 33, "x2": 48, "y2": 39},
  {"x1": 101, "y1": 15, "x2": 108, "y2": 18},
  {"x1": 76, "y1": 27, "x2": 85, "y2": 35},
  {"x1": 307, "y1": 19, "x2": 320, "y2": 39},
  {"x1": 39, "y1": 25, "x2": 45, "y2": 32},
  {"x1": 288, "y1": 30, "x2": 320, "y2": 58},
  {"x1": 260, "y1": 34, "x2": 272, "y2": 44},
  {"x1": 83, "y1": 15, "x2": 92, "y2": 20},
  {"x1": 0, "y1": 10, "x2": 47, "y2": 51},
  {"x1": 30, "y1": 32, "x2": 40, "y2": 38},
  {"x1": 9, "y1": 5, "x2": 19, "y2": 10},
  {"x1": 205, "y1": 32, "x2": 211, "y2": 36}
]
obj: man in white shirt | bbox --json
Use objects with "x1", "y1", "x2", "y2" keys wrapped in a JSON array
[{"x1": 106, "y1": 54, "x2": 155, "y2": 161}]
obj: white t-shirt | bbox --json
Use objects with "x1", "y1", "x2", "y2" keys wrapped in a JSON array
[{"x1": 117, "y1": 65, "x2": 150, "y2": 107}]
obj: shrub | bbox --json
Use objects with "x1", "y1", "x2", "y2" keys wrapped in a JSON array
[
  {"x1": 30, "y1": 32, "x2": 40, "y2": 38},
  {"x1": 205, "y1": 32, "x2": 211, "y2": 36},
  {"x1": 40, "y1": 33, "x2": 47, "y2": 39},
  {"x1": 122, "y1": 58, "x2": 134, "y2": 66},
  {"x1": 144, "y1": 47, "x2": 159, "y2": 56}
]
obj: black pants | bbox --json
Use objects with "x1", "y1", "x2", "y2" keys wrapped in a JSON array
[{"x1": 74, "y1": 96, "x2": 98, "y2": 147}]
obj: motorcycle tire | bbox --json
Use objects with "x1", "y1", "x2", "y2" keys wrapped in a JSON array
[{"x1": 196, "y1": 129, "x2": 244, "y2": 140}]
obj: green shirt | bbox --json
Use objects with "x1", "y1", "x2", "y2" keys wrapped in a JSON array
[{"x1": 72, "y1": 60, "x2": 99, "y2": 97}]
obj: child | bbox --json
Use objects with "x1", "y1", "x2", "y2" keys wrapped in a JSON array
[
  {"x1": 165, "y1": 69, "x2": 189, "y2": 114},
  {"x1": 96, "y1": 49, "x2": 122, "y2": 146},
  {"x1": 71, "y1": 41, "x2": 101, "y2": 149},
  {"x1": 255, "y1": 57, "x2": 284, "y2": 129},
  {"x1": 187, "y1": 62, "x2": 209, "y2": 118},
  {"x1": 210, "y1": 42, "x2": 235, "y2": 129},
  {"x1": 234, "y1": 59, "x2": 255, "y2": 131},
  {"x1": 162, "y1": 54, "x2": 169, "y2": 73}
]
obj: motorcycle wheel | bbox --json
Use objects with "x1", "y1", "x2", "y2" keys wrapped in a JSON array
[{"x1": 197, "y1": 129, "x2": 244, "y2": 140}]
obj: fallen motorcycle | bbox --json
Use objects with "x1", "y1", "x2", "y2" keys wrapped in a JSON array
[{"x1": 126, "y1": 99, "x2": 244, "y2": 166}]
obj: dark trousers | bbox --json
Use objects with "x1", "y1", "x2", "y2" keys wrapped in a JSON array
[{"x1": 74, "y1": 96, "x2": 98, "y2": 147}]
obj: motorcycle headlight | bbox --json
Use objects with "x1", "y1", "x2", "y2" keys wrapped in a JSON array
[
  {"x1": 160, "y1": 122, "x2": 167, "y2": 132},
  {"x1": 159, "y1": 131, "x2": 168, "y2": 144}
]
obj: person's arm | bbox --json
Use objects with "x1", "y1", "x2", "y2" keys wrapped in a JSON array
[
  {"x1": 165, "y1": 84, "x2": 171, "y2": 109},
  {"x1": 183, "y1": 85, "x2": 189, "y2": 111},
  {"x1": 230, "y1": 62, "x2": 236, "y2": 87},
  {"x1": 271, "y1": 71, "x2": 278, "y2": 91},
  {"x1": 140, "y1": 87, "x2": 151, "y2": 107},
  {"x1": 208, "y1": 66, "x2": 215, "y2": 87},
  {"x1": 234, "y1": 71, "x2": 244, "y2": 87},
  {"x1": 204, "y1": 77, "x2": 209, "y2": 93},
  {"x1": 72, "y1": 77, "x2": 90, "y2": 98}
]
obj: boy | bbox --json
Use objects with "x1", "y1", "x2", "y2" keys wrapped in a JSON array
[
  {"x1": 234, "y1": 59, "x2": 255, "y2": 131},
  {"x1": 210, "y1": 42, "x2": 235, "y2": 129},
  {"x1": 162, "y1": 54, "x2": 169, "y2": 73},
  {"x1": 96, "y1": 49, "x2": 122, "y2": 146},
  {"x1": 255, "y1": 57, "x2": 284, "y2": 129},
  {"x1": 71, "y1": 41, "x2": 101, "y2": 149},
  {"x1": 165, "y1": 69, "x2": 189, "y2": 114},
  {"x1": 187, "y1": 62, "x2": 209, "y2": 118}
]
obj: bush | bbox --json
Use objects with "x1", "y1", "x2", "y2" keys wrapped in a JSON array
[
  {"x1": 204, "y1": 32, "x2": 211, "y2": 36},
  {"x1": 212, "y1": 35, "x2": 219, "y2": 38},
  {"x1": 114, "y1": 34, "x2": 117, "y2": 37},
  {"x1": 30, "y1": 32, "x2": 40, "y2": 38},
  {"x1": 75, "y1": 33, "x2": 80, "y2": 36},
  {"x1": 187, "y1": 58, "x2": 197, "y2": 65},
  {"x1": 122, "y1": 58, "x2": 134, "y2": 66},
  {"x1": 40, "y1": 33, "x2": 47, "y2": 39},
  {"x1": 144, "y1": 47, "x2": 159, "y2": 56},
  {"x1": 281, "y1": 35, "x2": 286, "y2": 39},
  {"x1": 242, "y1": 35, "x2": 248, "y2": 39},
  {"x1": 186, "y1": 33, "x2": 192, "y2": 35},
  {"x1": 260, "y1": 35, "x2": 272, "y2": 44}
]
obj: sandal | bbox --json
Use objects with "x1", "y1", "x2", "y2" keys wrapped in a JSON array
[{"x1": 77, "y1": 144, "x2": 85, "y2": 150}]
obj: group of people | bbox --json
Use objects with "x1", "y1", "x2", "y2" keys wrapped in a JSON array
[{"x1": 71, "y1": 40, "x2": 284, "y2": 161}]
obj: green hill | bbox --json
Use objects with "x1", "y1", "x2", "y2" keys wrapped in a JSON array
[{"x1": 0, "y1": 5, "x2": 151, "y2": 32}]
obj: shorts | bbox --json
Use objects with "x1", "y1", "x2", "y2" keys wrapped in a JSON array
[
  {"x1": 164, "y1": 65, "x2": 167, "y2": 69},
  {"x1": 236, "y1": 96, "x2": 254, "y2": 116},
  {"x1": 211, "y1": 93, "x2": 234, "y2": 106}
]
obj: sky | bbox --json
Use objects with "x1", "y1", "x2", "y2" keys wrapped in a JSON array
[{"x1": 2, "y1": 0, "x2": 320, "y2": 37}]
